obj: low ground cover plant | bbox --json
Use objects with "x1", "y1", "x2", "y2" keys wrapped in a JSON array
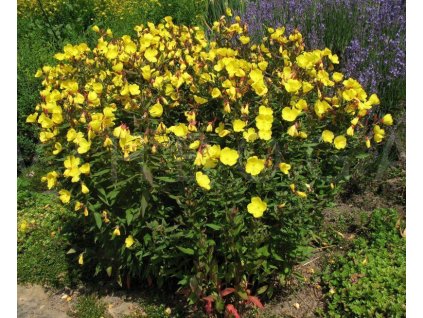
[
  {"x1": 26, "y1": 11, "x2": 394, "y2": 315},
  {"x1": 320, "y1": 209, "x2": 406, "y2": 317}
]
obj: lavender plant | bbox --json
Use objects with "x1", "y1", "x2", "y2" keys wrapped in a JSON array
[{"x1": 240, "y1": 0, "x2": 405, "y2": 113}]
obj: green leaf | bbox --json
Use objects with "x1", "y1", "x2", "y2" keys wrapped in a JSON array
[
  {"x1": 126, "y1": 210, "x2": 133, "y2": 226},
  {"x1": 94, "y1": 212, "x2": 102, "y2": 229},
  {"x1": 205, "y1": 223, "x2": 222, "y2": 230},
  {"x1": 106, "y1": 266, "x2": 112, "y2": 277},
  {"x1": 142, "y1": 165, "x2": 154, "y2": 186},
  {"x1": 236, "y1": 290, "x2": 249, "y2": 300},
  {"x1": 177, "y1": 246, "x2": 195, "y2": 255},
  {"x1": 356, "y1": 153, "x2": 370, "y2": 159},
  {"x1": 257, "y1": 245, "x2": 270, "y2": 257},
  {"x1": 155, "y1": 176, "x2": 176, "y2": 182},
  {"x1": 215, "y1": 297, "x2": 224, "y2": 313},
  {"x1": 66, "y1": 248, "x2": 76, "y2": 254},
  {"x1": 257, "y1": 285, "x2": 268, "y2": 295},
  {"x1": 141, "y1": 194, "x2": 148, "y2": 218}
]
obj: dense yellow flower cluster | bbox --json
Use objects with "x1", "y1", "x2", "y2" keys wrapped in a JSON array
[{"x1": 28, "y1": 14, "x2": 392, "y2": 226}]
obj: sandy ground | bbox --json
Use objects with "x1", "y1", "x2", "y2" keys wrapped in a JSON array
[{"x1": 17, "y1": 284, "x2": 142, "y2": 318}]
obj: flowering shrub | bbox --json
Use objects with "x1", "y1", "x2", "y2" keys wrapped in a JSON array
[{"x1": 27, "y1": 12, "x2": 393, "y2": 315}]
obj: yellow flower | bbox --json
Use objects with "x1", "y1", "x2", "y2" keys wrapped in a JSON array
[
  {"x1": 366, "y1": 137, "x2": 371, "y2": 148},
  {"x1": 233, "y1": 119, "x2": 246, "y2": 132},
  {"x1": 245, "y1": 156, "x2": 265, "y2": 176},
  {"x1": 249, "y1": 69, "x2": 264, "y2": 83},
  {"x1": 296, "y1": 191, "x2": 307, "y2": 198},
  {"x1": 373, "y1": 125, "x2": 385, "y2": 143},
  {"x1": 129, "y1": 84, "x2": 140, "y2": 95},
  {"x1": 332, "y1": 72, "x2": 344, "y2": 82},
  {"x1": 258, "y1": 61, "x2": 268, "y2": 71},
  {"x1": 287, "y1": 125, "x2": 298, "y2": 137},
  {"x1": 243, "y1": 128, "x2": 258, "y2": 142},
  {"x1": 322, "y1": 130, "x2": 334, "y2": 143},
  {"x1": 144, "y1": 48, "x2": 158, "y2": 63},
  {"x1": 74, "y1": 201, "x2": 83, "y2": 211},
  {"x1": 211, "y1": 87, "x2": 221, "y2": 98},
  {"x1": 302, "y1": 81, "x2": 313, "y2": 93},
  {"x1": 219, "y1": 147, "x2": 239, "y2": 166},
  {"x1": 77, "y1": 138, "x2": 91, "y2": 154},
  {"x1": 239, "y1": 36, "x2": 250, "y2": 44},
  {"x1": 103, "y1": 137, "x2": 113, "y2": 148},
  {"x1": 247, "y1": 197, "x2": 267, "y2": 218},
  {"x1": 81, "y1": 183, "x2": 90, "y2": 194},
  {"x1": 53, "y1": 142, "x2": 62, "y2": 155},
  {"x1": 195, "y1": 171, "x2": 211, "y2": 190},
  {"x1": 19, "y1": 220, "x2": 28, "y2": 233},
  {"x1": 59, "y1": 189, "x2": 71, "y2": 204},
  {"x1": 334, "y1": 135, "x2": 347, "y2": 149},
  {"x1": 328, "y1": 54, "x2": 339, "y2": 64},
  {"x1": 346, "y1": 126, "x2": 354, "y2": 136},
  {"x1": 258, "y1": 129, "x2": 272, "y2": 140},
  {"x1": 279, "y1": 163, "x2": 291, "y2": 175},
  {"x1": 79, "y1": 163, "x2": 90, "y2": 175},
  {"x1": 149, "y1": 102, "x2": 163, "y2": 117},
  {"x1": 189, "y1": 140, "x2": 200, "y2": 150},
  {"x1": 314, "y1": 100, "x2": 331, "y2": 117},
  {"x1": 284, "y1": 79, "x2": 302, "y2": 94},
  {"x1": 41, "y1": 171, "x2": 59, "y2": 189},
  {"x1": 194, "y1": 95, "x2": 208, "y2": 104},
  {"x1": 299, "y1": 131, "x2": 308, "y2": 139},
  {"x1": 170, "y1": 124, "x2": 189, "y2": 138},
  {"x1": 113, "y1": 227, "x2": 121, "y2": 236},
  {"x1": 125, "y1": 235, "x2": 135, "y2": 248},
  {"x1": 368, "y1": 94, "x2": 380, "y2": 106},
  {"x1": 78, "y1": 253, "x2": 84, "y2": 265},
  {"x1": 215, "y1": 123, "x2": 230, "y2": 137},
  {"x1": 282, "y1": 107, "x2": 301, "y2": 122},
  {"x1": 26, "y1": 112, "x2": 38, "y2": 123},
  {"x1": 382, "y1": 114, "x2": 393, "y2": 126}
]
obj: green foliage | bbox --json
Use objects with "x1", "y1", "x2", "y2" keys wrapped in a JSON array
[
  {"x1": 320, "y1": 209, "x2": 406, "y2": 317},
  {"x1": 68, "y1": 295, "x2": 108, "y2": 318},
  {"x1": 17, "y1": 188, "x2": 81, "y2": 287},
  {"x1": 17, "y1": 18, "x2": 55, "y2": 168},
  {"x1": 202, "y1": 0, "x2": 246, "y2": 26}
]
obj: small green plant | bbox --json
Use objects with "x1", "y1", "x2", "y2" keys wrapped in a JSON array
[
  {"x1": 69, "y1": 295, "x2": 108, "y2": 318},
  {"x1": 319, "y1": 209, "x2": 405, "y2": 317},
  {"x1": 17, "y1": 191, "x2": 80, "y2": 287}
]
